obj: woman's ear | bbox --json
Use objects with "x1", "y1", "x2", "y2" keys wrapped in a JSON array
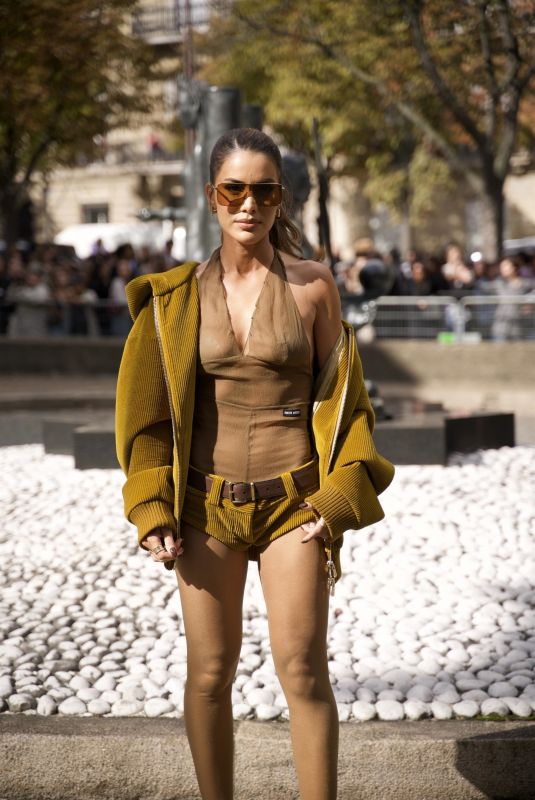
[{"x1": 205, "y1": 182, "x2": 215, "y2": 211}]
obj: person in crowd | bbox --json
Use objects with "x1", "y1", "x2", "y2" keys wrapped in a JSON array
[
  {"x1": 88, "y1": 255, "x2": 114, "y2": 336},
  {"x1": 441, "y1": 243, "x2": 474, "y2": 291},
  {"x1": 5, "y1": 264, "x2": 51, "y2": 337},
  {"x1": 109, "y1": 257, "x2": 134, "y2": 336},
  {"x1": 488, "y1": 256, "x2": 533, "y2": 341},
  {"x1": 115, "y1": 127, "x2": 394, "y2": 800}
]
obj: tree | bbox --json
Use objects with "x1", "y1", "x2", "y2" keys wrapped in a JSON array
[
  {"x1": 203, "y1": 0, "x2": 535, "y2": 260},
  {"x1": 0, "y1": 0, "x2": 155, "y2": 247}
]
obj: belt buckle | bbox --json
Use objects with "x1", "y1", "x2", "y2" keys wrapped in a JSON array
[{"x1": 228, "y1": 481, "x2": 256, "y2": 505}]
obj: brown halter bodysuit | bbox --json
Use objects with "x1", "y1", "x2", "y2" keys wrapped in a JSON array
[
  {"x1": 189, "y1": 245, "x2": 314, "y2": 482},
  {"x1": 181, "y1": 245, "x2": 320, "y2": 556}
]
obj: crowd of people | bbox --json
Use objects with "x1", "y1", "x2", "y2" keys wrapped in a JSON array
[
  {"x1": 335, "y1": 239, "x2": 535, "y2": 299},
  {"x1": 0, "y1": 239, "x2": 180, "y2": 337},
  {"x1": 0, "y1": 237, "x2": 534, "y2": 339}
]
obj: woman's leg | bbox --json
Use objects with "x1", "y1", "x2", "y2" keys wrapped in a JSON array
[
  {"x1": 175, "y1": 523, "x2": 249, "y2": 800},
  {"x1": 258, "y1": 528, "x2": 338, "y2": 800}
]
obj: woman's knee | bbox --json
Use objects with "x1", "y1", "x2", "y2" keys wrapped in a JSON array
[
  {"x1": 275, "y1": 650, "x2": 330, "y2": 701},
  {"x1": 186, "y1": 653, "x2": 240, "y2": 698}
]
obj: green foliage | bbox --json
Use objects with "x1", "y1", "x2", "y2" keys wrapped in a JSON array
[
  {"x1": 199, "y1": 0, "x2": 535, "y2": 255},
  {"x1": 0, "y1": 0, "x2": 154, "y2": 195}
]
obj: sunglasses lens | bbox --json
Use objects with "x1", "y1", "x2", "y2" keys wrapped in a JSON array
[
  {"x1": 217, "y1": 182, "x2": 247, "y2": 205},
  {"x1": 215, "y1": 183, "x2": 282, "y2": 207},
  {"x1": 253, "y1": 184, "x2": 282, "y2": 206}
]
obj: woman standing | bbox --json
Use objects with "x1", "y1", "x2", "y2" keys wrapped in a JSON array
[{"x1": 115, "y1": 128, "x2": 394, "y2": 800}]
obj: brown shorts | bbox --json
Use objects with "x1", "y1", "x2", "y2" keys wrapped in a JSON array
[{"x1": 180, "y1": 457, "x2": 321, "y2": 560}]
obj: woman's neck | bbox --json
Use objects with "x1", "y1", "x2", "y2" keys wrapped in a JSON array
[{"x1": 219, "y1": 237, "x2": 274, "y2": 275}]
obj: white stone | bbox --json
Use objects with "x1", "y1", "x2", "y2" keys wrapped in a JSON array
[
  {"x1": 111, "y1": 699, "x2": 144, "y2": 716},
  {"x1": 94, "y1": 674, "x2": 116, "y2": 692},
  {"x1": 121, "y1": 685, "x2": 146, "y2": 703},
  {"x1": 245, "y1": 688, "x2": 275, "y2": 706},
  {"x1": 488, "y1": 681, "x2": 518, "y2": 698},
  {"x1": 406, "y1": 685, "x2": 433, "y2": 703},
  {"x1": 337, "y1": 704, "x2": 352, "y2": 722},
  {"x1": 37, "y1": 695, "x2": 57, "y2": 716},
  {"x1": 101, "y1": 690, "x2": 121, "y2": 704},
  {"x1": 377, "y1": 689, "x2": 404, "y2": 702},
  {"x1": 76, "y1": 688, "x2": 101, "y2": 702},
  {"x1": 7, "y1": 694, "x2": 34, "y2": 712},
  {"x1": 404, "y1": 701, "x2": 430, "y2": 720},
  {"x1": 452, "y1": 700, "x2": 479, "y2": 718},
  {"x1": 435, "y1": 689, "x2": 461, "y2": 704},
  {"x1": 233, "y1": 703, "x2": 253, "y2": 720},
  {"x1": 376, "y1": 701, "x2": 404, "y2": 721},
  {"x1": 430, "y1": 701, "x2": 453, "y2": 720},
  {"x1": 462, "y1": 690, "x2": 489, "y2": 703},
  {"x1": 0, "y1": 677, "x2": 13, "y2": 698},
  {"x1": 480, "y1": 699, "x2": 509, "y2": 716},
  {"x1": 334, "y1": 688, "x2": 355, "y2": 704},
  {"x1": 351, "y1": 701, "x2": 376, "y2": 721},
  {"x1": 144, "y1": 698, "x2": 174, "y2": 717},
  {"x1": 256, "y1": 704, "x2": 282, "y2": 721},
  {"x1": 58, "y1": 697, "x2": 87, "y2": 715},
  {"x1": 356, "y1": 688, "x2": 376, "y2": 703},
  {"x1": 69, "y1": 676, "x2": 90, "y2": 691},
  {"x1": 503, "y1": 698, "x2": 532, "y2": 718}
]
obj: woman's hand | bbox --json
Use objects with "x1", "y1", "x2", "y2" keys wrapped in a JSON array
[
  {"x1": 141, "y1": 526, "x2": 183, "y2": 562},
  {"x1": 299, "y1": 502, "x2": 329, "y2": 543}
]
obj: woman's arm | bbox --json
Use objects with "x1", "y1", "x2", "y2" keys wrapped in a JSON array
[{"x1": 115, "y1": 298, "x2": 176, "y2": 547}]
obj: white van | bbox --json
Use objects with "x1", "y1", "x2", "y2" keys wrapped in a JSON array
[{"x1": 54, "y1": 222, "x2": 186, "y2": 260}]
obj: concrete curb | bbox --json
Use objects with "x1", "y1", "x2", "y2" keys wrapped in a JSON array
[{"x1": 1, "y1": 716, "x2": 535, "y2": 799}]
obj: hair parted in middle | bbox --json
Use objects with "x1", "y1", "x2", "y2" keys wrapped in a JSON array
[{"x1": 209, "y1": 127, "x2": 303, "y2": 259}]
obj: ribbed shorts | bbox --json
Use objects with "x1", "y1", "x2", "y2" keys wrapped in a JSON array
[{"x1": 180, "y1": 456, "x2": 321, "y2": 560}]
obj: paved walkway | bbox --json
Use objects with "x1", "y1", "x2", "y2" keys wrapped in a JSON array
[{"x1": 1, "y1": 716, "x2": 534, "y2": 799}]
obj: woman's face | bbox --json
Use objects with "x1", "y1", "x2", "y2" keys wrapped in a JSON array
[{"x1": 206, "y1": 149, "x2": 280, "y2": 247}]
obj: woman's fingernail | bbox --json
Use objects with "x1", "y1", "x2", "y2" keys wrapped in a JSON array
[{"x1": 169, "y1": 548, "x2": 177, "y2": 556}]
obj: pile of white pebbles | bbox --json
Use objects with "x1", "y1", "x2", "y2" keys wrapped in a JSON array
[{"x1": 1, "y1": 443, "x2": 534, "y2": 722}]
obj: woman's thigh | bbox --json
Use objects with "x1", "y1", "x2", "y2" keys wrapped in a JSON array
[
  {"x1": 174, "y1": 523, "x2": 249, "y2": 672},
  {"x1": 258, "y1": 527, "x2": 330, "y2": 674}
]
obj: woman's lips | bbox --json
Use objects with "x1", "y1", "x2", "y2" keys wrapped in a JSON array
[{"x1": 235, "y1": 219, "x2": 260, "y2": 228}]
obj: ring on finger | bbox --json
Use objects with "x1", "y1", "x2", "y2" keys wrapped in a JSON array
[{"x1": 150, "y1": 544, "x2": 166, "y2": 555}]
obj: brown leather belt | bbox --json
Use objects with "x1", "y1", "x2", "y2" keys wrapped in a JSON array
[{"x1": 187, "y1": 461, "x2": 318, "y2": 505}]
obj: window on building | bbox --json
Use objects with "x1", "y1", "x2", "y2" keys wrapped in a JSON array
[{"x1": 82, "y1": 204, "x2": 109, "y2": 224}]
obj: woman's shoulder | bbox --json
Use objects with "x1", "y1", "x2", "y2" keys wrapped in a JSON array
[{"x1": 281, "y1": 252, "x2": 338, "y2": 295}]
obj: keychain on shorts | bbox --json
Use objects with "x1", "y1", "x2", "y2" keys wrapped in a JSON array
[{"x1": 325, "y1": 544, "x2": 337, "y2": 596}]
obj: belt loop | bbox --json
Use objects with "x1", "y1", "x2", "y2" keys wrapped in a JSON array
[
  {"x1": 280, "y1": 470, "x2": 299, "y2": 501},
  {"x1": 207, "y1": 474, "x2": 224, "y2": 506}
]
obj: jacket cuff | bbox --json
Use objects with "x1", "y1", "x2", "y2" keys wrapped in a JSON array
[
  {"x1": 306, "y1": 462, "x2": 386, "y2": 542},
  {"x1": 129, "y1": 500, "x2": 177, "y2": 546},
  {"x1": 306, "y1": 484, "x2": 355, "y2": 542}
]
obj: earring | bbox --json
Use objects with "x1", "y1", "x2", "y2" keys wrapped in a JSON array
[
  {"x1": 276, "y1": 207, "x2": 281, "y2": 219},
  {"x1": 211, "y1": 207, "x2": 217, "y2": 215}
]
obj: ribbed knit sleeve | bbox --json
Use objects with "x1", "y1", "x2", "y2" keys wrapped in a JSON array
[
  {"x1": 309, "y1": 325, "x2": 395, "y2": 542},
  {"x1": 115, "y1": 299, "x2": 176, "y2": 548}
]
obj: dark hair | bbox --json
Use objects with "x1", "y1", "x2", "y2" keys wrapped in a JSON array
[{"x1": 209, "y1": 128, "x2": 303, "y2": 258}]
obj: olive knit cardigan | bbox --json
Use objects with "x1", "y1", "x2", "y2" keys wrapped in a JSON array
[{"x1": 115, "y1": 260, "x2": 395, "y2": 575}]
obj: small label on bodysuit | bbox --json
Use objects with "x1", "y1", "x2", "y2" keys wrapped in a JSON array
[{"x1": 283, "y1": 407, "x2": 301, "y2": 418}]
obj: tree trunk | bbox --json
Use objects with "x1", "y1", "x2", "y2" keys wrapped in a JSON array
[
  {"x1": 480, "y1": 172, "x2": 505, "y2": 263},
  {"x1": 0, "y1": 184, "x2": 22, "y2": 251}
]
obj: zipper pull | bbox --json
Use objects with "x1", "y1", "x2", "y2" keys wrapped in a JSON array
[{"x1": 325, "y1": 545, "x2": 337, "y2": 596}]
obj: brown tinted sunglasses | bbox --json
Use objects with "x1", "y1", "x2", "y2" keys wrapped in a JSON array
[{"x1": 212, "y1": 181, "x2": 283, "y2": 207}]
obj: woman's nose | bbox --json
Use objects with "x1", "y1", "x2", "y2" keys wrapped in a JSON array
[{"x1": 241, "y1": 192, "x2": 257, "y2": 211}]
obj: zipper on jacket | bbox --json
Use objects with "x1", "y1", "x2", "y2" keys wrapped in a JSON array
[
  {"x1": 152, "y1": 297, "x2": 180, "y2": 529},
  {"x1": 326, "y1": 326, "x2": 353, "y2": 473}
]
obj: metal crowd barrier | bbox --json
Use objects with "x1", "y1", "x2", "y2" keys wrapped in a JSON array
[{"x1": 340, "y1": 294, "x2": 535, "y2": 341}]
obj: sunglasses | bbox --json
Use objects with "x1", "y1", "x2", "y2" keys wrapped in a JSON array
[{"x1": 212, "y1": 181, "x2": 283, "y2": 207}]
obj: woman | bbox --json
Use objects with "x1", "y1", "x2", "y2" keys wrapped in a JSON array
[{"x1": 115, "y1": 128, "x2": 394, "y2": 800}]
